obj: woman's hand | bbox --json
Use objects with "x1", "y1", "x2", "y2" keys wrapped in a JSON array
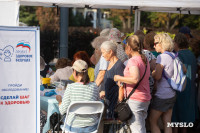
[
  {"x1": 56, "y1": 95, "x2": 62, "y2": 105},
  {"x1": 99, "y1": 91, "x2": 105, "y2": 99},
  {"x1": 114, "y1": 75, "x2": 121, "y2": 82}
]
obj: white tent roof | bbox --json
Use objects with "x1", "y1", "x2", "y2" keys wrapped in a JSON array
[
  {"x1": 18, "y1": 0, "x2": 200, "y2": 9},
  {"x1": 16, "y1": 0, "x2": 200, "y2": 14},
  {"x1": 2, "y1": 0, "x2": 200, "y2": 14}
]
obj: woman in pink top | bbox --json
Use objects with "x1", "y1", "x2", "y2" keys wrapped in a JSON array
[{"x1": 114, "y1": 35, "x2": 151, "y2": 133}]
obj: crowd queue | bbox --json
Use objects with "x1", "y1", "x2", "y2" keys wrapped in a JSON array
[{"x1": 40, "y1": 26, "x2": 200, "y2": 133}]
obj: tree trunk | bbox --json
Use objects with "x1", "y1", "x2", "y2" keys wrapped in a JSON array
[
  {"x1": 170, "y1": 16, "x2": 179, "y2": 30},
  {"x1": 127, "y1": 17, "x2": 131, "y2": 29},
  {"x1": 121, "y1": 18, "x2": 127, "y2": 29},
  {"x1": 166, "y1": 13, "x2": 171, "y2": 30}
]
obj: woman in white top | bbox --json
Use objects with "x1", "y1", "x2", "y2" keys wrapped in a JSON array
[{"x1": 50, "y1": 58, "x2": 72, "y2": 82}]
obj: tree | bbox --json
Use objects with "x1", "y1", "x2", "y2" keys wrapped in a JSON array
[
  {"x1": 109, "y1": 9, "x2": 132, "y2": 29},
  {"x1": 181, "y1": 14, "x2": 200, "y2": 30},
  {"x1": 19, "y1": 6, "x2": 39, "y2": 26},
  {"x1": 148, "y1": 12, "x2": 179, "y2": 30},
  {"x1": 36, "y1": 7, "x2": 60, "y2": 32},
  {"x1": 69, "y1": 9, "x2": 92, "y2": 27}
]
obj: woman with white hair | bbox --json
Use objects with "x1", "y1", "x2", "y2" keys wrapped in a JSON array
[
  {"x1": 150, "y1": 33, "x2": 182, "y2": 133},
  {"x1": 100, "y1": 40, "x2": 125, "y2": 118}
]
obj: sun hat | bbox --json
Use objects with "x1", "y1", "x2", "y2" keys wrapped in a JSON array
[
  {"x1": 100, "y1": 28, "x2": 111, "y2": 37},
  {"x1": 108, "y1": 28, "x2": 124, "y2": 43},
  {"x1": 72, "y1": 60, "x2": 88, "y2": 72},
  {"x1": 179, "y1": 26, "x2": 193, "y2": 38}
]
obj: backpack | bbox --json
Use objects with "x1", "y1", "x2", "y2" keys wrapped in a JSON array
[{"x1": 162, "y1": 51, "x2": 187, "y2": 92}]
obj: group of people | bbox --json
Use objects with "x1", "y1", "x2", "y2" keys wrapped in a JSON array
[{"x1": 40, "y1": 26, "x2": 200, "y2": 133}]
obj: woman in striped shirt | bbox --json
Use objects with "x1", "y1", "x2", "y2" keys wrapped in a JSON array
[{"x1": 56, "y1": 59, "x2": 99, "y2": 132}]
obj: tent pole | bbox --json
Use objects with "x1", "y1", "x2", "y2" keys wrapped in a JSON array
[
  {"x1": 137, "y1": 10, "x2": 141, "y2": 30},
  {"x1": 134, "y1": 9, "x2": 138, "y2": 32},
  {"x1": 97, "y1": 9, "x2": 101, "y2": 29},
  {"x1": 59, "y1": 7, "x2": 69, "y2": 58}
]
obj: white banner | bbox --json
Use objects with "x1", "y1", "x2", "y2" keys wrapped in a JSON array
[{"x1": 0, "y1": 26, "x2": 40, "y2": 133}]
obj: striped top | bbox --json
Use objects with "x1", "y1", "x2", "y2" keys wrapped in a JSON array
[{"x1": 59, "y1": 82, "x2": 99, "y2": 127}]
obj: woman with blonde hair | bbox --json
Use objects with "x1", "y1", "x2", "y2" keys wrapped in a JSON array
[
  {"x1": 150, "y1": 33, "x2": 183, "y2": 133},
  {"x1": 114, "y1": 35, "x2": 151, "y2": 132}
]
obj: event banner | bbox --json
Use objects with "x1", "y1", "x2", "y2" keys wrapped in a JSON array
[{"x1": 0, "y1": 26, "x2": 40, "y2": 133}]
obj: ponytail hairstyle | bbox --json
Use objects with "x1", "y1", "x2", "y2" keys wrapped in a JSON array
[
  {"x1": 75, "y1": 70, "x2": 89, "y2": 85},
  {"x1": 127, "y1": 35, "x2": 147, "y2": 65}
]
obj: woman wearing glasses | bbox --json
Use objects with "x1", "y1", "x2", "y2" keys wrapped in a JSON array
[{"x1": 149, "y1": 33, "x2": 184, "y2": 133}]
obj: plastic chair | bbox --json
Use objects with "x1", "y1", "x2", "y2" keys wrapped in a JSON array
[{"x1": 61, "y1": 101, "x2": 104, "y2": 133}]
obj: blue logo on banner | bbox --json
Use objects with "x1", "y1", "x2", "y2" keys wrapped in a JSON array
[{"x1": 0, "y1": 45, "x2": 14, "y2": 62}]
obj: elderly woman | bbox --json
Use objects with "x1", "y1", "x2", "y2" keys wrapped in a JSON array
[
  {"x1": 49, "y1": 58, "x2": 72, "y2": 82},
  {"x1": 90, "y1": 36, "x2": 108, "y2": 93},
  {"x1": 108, "y1": 28, "x2": 128, "y2": 63},
  {"x1": 69, "y1": 51, "x2": 94, "y2": 82},
  {"x1": 100, "y1": 40, "x2": 125, "y2": 118},
  {"x1": 56, "y1": 60, "x2": 99, "y2": 132},
  {"x1": 150, "y1": 33, "x2": 180, "y2": 133},
  {"x1": 172, "y1": 33, "x2": 198, "y2": 133},
  {"x1": 114, "y1": 35, "x2": 151, "y2": 132}
]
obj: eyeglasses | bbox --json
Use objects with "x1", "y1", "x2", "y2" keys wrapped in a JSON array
[{"x1": 154, "y1": 42, "x2": 159, "y2": 46}]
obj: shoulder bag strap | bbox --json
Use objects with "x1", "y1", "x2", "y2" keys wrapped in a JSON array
[{"x1": 124, "y1": 61, "x2": 147, "y2": 102}]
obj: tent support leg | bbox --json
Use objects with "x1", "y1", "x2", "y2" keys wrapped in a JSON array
[{"x1": 59, "y1": 7, "x2": 69, "y2": 58}]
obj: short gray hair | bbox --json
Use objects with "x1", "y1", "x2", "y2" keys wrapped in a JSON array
[
  {"x1": 154, "y1": 33, "x2": 174, "y2": 52},
  {"x1": 91, "y1": 36, "x2": 108, "y2": 49},
  {"x1": 100, "y1": 40, "x2": 117, "y2": 54}
]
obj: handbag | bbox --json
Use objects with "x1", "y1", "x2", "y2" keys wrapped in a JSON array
[{"x1": 114, "y1": 62, "x2": 147, "y2": 122}]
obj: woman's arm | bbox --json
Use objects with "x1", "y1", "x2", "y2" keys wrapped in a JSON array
[
  {"x1": 114, "y1": 66, "x2": 140, "y2": 85},
  {"x1": 118, "y1": 82, "x2": 124, "y2": 102},
  {"x1": 182, "y1": 64, "x2": 187, "y2": 74},
  {"x1": 152, "y1": 63, "x2": 164, "y2": 81},
  {"x1": 95, "y1": 70, "x2": 106, "y2": 86},
  {"x1": 56, "y1": 87, "x2": 71, "y2": 115},
  {"x1": 150, "y1": 59, "x2": 156, "y2": 72}
]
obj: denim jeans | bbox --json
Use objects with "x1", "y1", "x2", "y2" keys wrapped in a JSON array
[{"x1": 128, "y1": 100, "x2": 150, "y2": 133}]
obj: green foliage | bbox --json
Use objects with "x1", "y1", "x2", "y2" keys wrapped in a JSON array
[
  {"x1": 181, "y1": 14, "x2": 200, "y2": 30},
  {"x1": 19, "y1": 6, "x2": 39, "y2": 26},
  {"x1": 68, "y1": 31, "x2": 98, "y2": 60},
  {"x1": 155, "y1": 31, "x2": 175, "y2": 39},
  {"x1": 69, "y1": 9, "x2": 92, "y2": 27},
  {"x1": 40, "y1": 31, "x2": 59, "y2": 63},
  {"x1": 140, "y1": 12, "x2": 151, "y2": 27},
  {"x1": 108, "y1": 16, "x2": 122, "y2": 29},
  {"x1": 124, "y1": 30, "x2": 175, "y2": 40}
]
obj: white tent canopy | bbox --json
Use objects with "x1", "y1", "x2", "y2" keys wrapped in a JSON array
[
  {"x1": 1, "y1": 0, "x2": 200, "y2": 27},
  {"x1": 18, "y1": 0, "x2": 200, "y2": 13},
  {"x1": 1, "y1": 0, "x2": 200, "y2": 57},
  {"x1": 0, "y1": 0, "x2": 198, "y2": 12}
]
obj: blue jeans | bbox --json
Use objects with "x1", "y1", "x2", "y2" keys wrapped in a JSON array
[{"x1": 65, "y1": 123, "x2": 98, "y2": 133}]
